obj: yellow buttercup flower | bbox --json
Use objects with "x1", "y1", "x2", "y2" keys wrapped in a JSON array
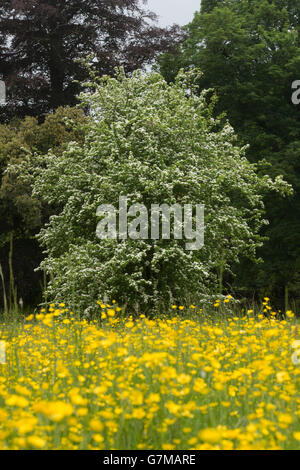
[
  {"x1": 198, "y1": 428, "x2": 222, "y2": 443},
  {"x1": 89, "y1": 419, "x2": 104, "y2": 432},
  {"x1": 27, "y1": 436, "x2": 46, "y2": 449}
]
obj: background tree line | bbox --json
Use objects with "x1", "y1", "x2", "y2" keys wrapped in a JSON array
[{"x1": 0, "y1": 0, "x2": 300, "y2": 312}]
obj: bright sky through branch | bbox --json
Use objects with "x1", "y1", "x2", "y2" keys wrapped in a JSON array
[{"x1": 147, "y1": 0, "x2": 201, "y2": 27}]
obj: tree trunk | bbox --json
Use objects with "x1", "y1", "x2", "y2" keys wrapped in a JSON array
[
  {"x1": 8, "y1": 232, "x2": 17, "y2": 313},
  {"x1": 284, "y1": 284, "x2": 289, "y2": 313}
]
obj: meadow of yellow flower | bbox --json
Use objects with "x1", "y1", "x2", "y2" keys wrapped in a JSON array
[{"x1": 0, "y1": 303, "x2": 299, "y2": 450}]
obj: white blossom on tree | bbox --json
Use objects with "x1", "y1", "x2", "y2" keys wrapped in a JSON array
[{"x1": 10, "y1": 68, "x2": 291, "y2": 315}]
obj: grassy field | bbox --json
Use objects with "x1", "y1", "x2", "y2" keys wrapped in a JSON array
[{"x1": 0, "y1": 299, "x2": 299, "y2": 450}]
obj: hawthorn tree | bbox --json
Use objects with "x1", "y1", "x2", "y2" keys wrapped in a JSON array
[
  {"x1": 0, "y1": 0, "x2": 182, "y2": 120},
  {"x1": 11, "y1": 68, "x2": 291, "y2": 315}
]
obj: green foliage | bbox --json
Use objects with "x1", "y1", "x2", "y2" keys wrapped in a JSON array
[
  {"x1": 0, "y1": 107, "x2": 87, "y2": 309},
  {"x1": 15, "y1": 69, "x2": 291, "y2": 316},
  {"x1": 158, "y1": 0, "x2": 300, "y2": 306}
]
